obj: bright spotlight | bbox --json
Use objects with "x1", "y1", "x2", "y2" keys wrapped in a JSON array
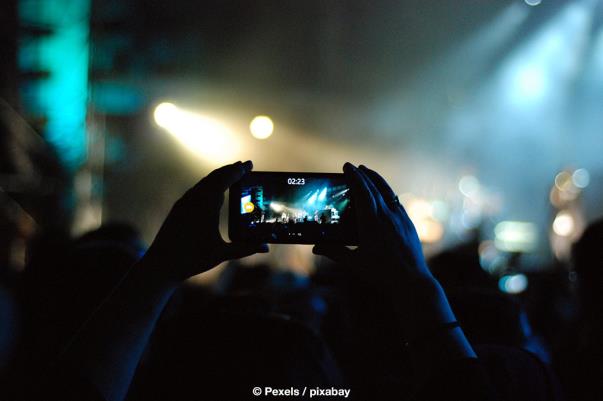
[
  {"x1": 553, "y1": 211, "x2": 575, "y2": 236},
  {"x1": 524, "y1": 0, "x2": 542, "y2": 6},
  {"x1": 154, "y1": 102, "x2": 179, "y2": 128},
  {"x1": 318, "y1": 188, "x2": 327, "y2": 201},
  {"x1": 153, "y1": 102, "x2": 239, "y2": 164},
  {"x1": 499, "y1": 274, "x2": 528, "y2": 294},
  {"x1": 308, "y1": 191, "x2": 318, "y2": 205},
  {"x1": 249, "y1": 115, "x2": 274, "y2": 139},
  {"x1": 270, "y1": 202, "x2": 284, "y2": 212}
]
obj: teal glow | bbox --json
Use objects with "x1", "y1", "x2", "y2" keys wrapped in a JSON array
[
  {"x1": 19, "y1": 0, "x2": 91, "y2": 171},
  {"x1": 92, "y1": 82, "x2": 145, "y2": 114}
]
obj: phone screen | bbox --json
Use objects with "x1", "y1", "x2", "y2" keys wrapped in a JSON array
[{"x1": 229, "y1": 172, "x2": 357, "y2": 244}]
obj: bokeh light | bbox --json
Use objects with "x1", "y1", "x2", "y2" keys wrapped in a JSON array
[
  {"x1": 552, "y1": 210, "x2": 575, "y2": 237},
  {"x1": 572, "y1": 168, "x2": 590, "y2": 189},
  {"x1": 494, "y1": 221, "x2": 538, "y2": 252},
  {"x1": 249, "y1": 115, "x2": 274, "y2": 139},
  {"x1": 498, "y1": 274, "x2": 528, "y2": 294}
]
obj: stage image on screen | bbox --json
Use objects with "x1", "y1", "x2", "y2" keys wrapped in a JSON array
[{"x1": 232, "y1": 173, "x2": 356, "y2": 244}]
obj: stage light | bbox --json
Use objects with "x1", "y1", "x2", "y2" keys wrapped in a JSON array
[
  {"x1": 308, "y1": 191, "x2": 318, "y2": 205},
  {"x1": 500, "y1": 1, "x2": 592, "y2": 109},
  {"x1": 458, "y1": 175, "x2": 480, "y2": 198},
  {"x1": 318, "y1": 188, "x2": 327, "y2": 201},
  {"x1": 499, "y1": 274, "x2": 528, "y2": 294},
  {"x1": 494, "y1": 221, "x2": 537, "y2": 252},
  {"x1": 572, "y1": 168, "x2": 590, "y2": 188},
  {"x1": 270, "y1": 202, "x2": 284, "y2": 212},
  {"x1": 553, "y1": 211, "x2": 574, "y2": 236},
  {"x1": 153, "y1": 102, "x2": 239, "y2": 164},
  {"x1": 333, "y1": 188, "x2": 349, "y2": 198},
  {"x1": 154, "y1": 102, "x2": 179, "y2": 128},
  {"x1": 249, "y1": 115, "x2": 274, "y2": 139},
  {"x1": 524, "y1": 0, "x2": 542, "y2": 7}
]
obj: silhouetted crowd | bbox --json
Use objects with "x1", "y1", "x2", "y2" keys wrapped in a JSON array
[{"x1": 1, "y1": 161, "x2": 602, "y2": 401}]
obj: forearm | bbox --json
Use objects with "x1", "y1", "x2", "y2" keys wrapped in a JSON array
[
  {"x1": 59, "y1": 257, "x2": 178, "y2": 401},
  {"x1": 391, "y1": 275, "x2": 476, "y2": 386}
]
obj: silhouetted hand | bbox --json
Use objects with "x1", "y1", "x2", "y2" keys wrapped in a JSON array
[
  {"x1": 143, "y1": 161, "x2": 268, "y2": 282},
  {"x1": 313, "y1": 163, "x2": 434, "y2": 291},
  {"x1": 313, "y1": 163, "x2": 461, "y2": 341}
]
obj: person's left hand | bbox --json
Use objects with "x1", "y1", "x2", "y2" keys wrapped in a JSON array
[{"x1": 142, "y1": 161, "x2": 268, "y2": 282}]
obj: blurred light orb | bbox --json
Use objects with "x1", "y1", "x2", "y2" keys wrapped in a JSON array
[
  {"x1": 494, "y1": 221, "x2": 537, "y2": 252},
  {"x1": 458, "y1": 175, "x2": 480, "y2": 197},
  {"x1": 554, "y1": 171, "x2": 573, "y2": 192},
  {"x1": 243, "y1": 202, "x2": 255, "y2": 213},
  {"x1": 553, "y1": 211, "x2": 575, "y2": 236},
  {"x1": 572, "y1": 168, "x2": 590, "y2": 189},
  {"x1": 499, "y1": 274, "x2": 528, "y2": 294},
  {"x1": 524, "y1": 0, "x2": 542, "y2": 6},
  {"x1": 154, "y1": 102, "x2": 179, "y2": 128},
  {"x1": 250, "y1": 115, "x2": 274, "y2": 139},
  {"x1": 415, "y1": 218, "x2": 444, "y2": 244},
  {"x1": 270, "y1": 202, "x2": 284, "y2": 212}
]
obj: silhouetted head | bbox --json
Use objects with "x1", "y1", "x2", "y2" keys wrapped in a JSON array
[
  {"x1": 134, "y1": 309, "x2": 343, "y2": 401},
  {"x1": 572, "y1": 218, "x2": 603, "y2": 281},
  {"x1": 572, "y1": 218, "x2": 603, "y2": 317},
  {"x1": 447, "y1": 288, "x2": 526, "y2": 347},
  {"x1": 428, "y1": 241, "x2": 496, "y2": 291}
]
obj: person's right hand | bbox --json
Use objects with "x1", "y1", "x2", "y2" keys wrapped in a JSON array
[
  {"x1": 313, "y1": 163, "x2": 457, "y2": 337},
  {"x1": 314, "y1": 163, "x2": 434, "y2": 290}
]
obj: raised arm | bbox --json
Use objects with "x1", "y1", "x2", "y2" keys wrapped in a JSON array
[
  {"x1": 51, "y1": 161, "x2": 267, "y2": 401},
  {"x1": 313, "y1": 163, "x2": 481, "y2": 396}
]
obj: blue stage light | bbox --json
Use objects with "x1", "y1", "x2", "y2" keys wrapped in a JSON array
[{"x1": 318, "y1": 187, "x2": 327, "y2": 201}]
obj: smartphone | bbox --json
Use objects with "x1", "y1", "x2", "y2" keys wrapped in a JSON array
[{"x1": 229, "y1": 171, "x2": 357, "y2": 244}]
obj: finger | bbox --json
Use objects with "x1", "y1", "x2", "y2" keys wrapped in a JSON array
[
  {"x1": 355, "y1": 166, "x2": 389, "y2": 212},
  {"x1": 203, "y1": 160, "x2": 253, "y2": 192},
  {"x1": 359, "y1": 165, "x2": 412, "y2": 219},
  {"x1": 359, "y1": 165, "x2": 396, "y2": 204},
  {"x1": 343, "y1": 163, "x2": 377, "y2": 224},
  {"x1": 313, "y1": 243, "x2": 355, "y2": 266},
  {"x1": 223, "y1": 242, "x2": 269, "y2": 260}
]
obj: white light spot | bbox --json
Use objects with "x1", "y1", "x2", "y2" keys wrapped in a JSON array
[
  {"x1": 250, "y1": 115, "x2": 274, "y2": 139},
  {"x1": 553, "y1": 211, "x2": 575, "y2": 237}
]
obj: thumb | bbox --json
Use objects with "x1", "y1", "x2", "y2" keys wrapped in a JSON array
[
  {"x1": 223, "y1": 242, "x2": 269, "y2": 261},
  {"x1": 313, "y1": 243, "x2": 355, "y2": 266}
]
